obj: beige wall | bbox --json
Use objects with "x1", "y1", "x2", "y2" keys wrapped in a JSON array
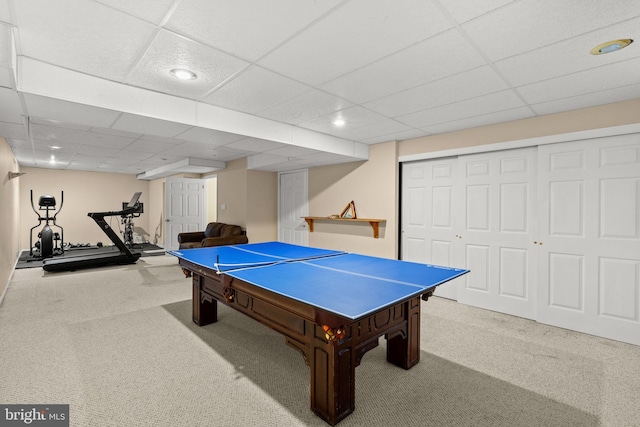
[
  {"x1": 400, "y1": 99, "x2": 640, "y2": 156},
  {"x1": 18, "y1": 168, "x2": 150, "y2": 249},
  {"x1": 212, "y1": 158, "x2": 278, "y2": 243},
  {"x1": 246, "y1": 169, "x2": 278, "y2": 242},
  {"x1": 0, "y1": 138, "x2": 21, "y2": 300},
  {"x1": 308, "y1": 141, "x2": 399, "y2": 258},
  {"x1": 148, "y1": 177, "x2": 165, "y2": 246}
]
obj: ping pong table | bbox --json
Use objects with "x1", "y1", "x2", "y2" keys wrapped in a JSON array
[{"x1": 169, "y1": 242, "x2": 468, "y2": 425}]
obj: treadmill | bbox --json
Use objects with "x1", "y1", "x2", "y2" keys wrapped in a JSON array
[{"x1": 43, "y1": 192, "x2": 144, "y2": 272}]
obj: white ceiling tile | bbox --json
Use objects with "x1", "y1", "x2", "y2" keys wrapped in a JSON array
[
  {"x1": 340, "y1": 119, "x2": 415, "y2": 141},
  {"x1": 531, "y1": 83, "x2": 640, "y2": 116},
  {"x1": 165, "y1": 0, "x2": 343, "y2": 61},
  {"x1": 75, "y1": 144, "x2": 120, "y2": 157},
  {"x1": 259, "y1": 0, "x2": 452, "y2": 86},
  {"x1": 225, "y1": 137, "x2": 285, "y2": 152},
  {"x1": 124, "y1": 138, "x2": 177, "y2": 153},
  {"x1": 94, "y1": 0, "x2": 176, "y2": 25},
  {"x1": 365, "y1": 66, "x2": 509, "y2": 117},
  {"x1": 497, "y1": 17, "x2": 640, "y2": 87},
  {"x1": 421, "y1": 106, "x2": 534, "y2": 134},
  {"x1": 0, "y1": 21, "x2": 12, "y2": 66},
  {"x1": 362, "y1": 128, "x2": 428, "y2": 144},
  {"x1": 14, "y1": 0, "x2": 157, "y2": 81},
  {"x1": 436, "y1": 0, "x2": 517, "y2": 24},
  {"x1": 113, "y1": 149, "x2": 155, "y2": 161},
  {"x1": 203, "y1": 66, "x2": 310, "y2": 113},
  {"x1": 29, "y1": 124, "x2": 88, "y2": 144},
  {"x1": 125, "y1": 30, "x2": 249, "y2": 99},
  {"x1": 517, "y1": 56, "x2": 640, "y2": 104},
  {"x1": 398, "y1": 89, "x2": 526, "y2": 128},
  {"x1": 267, "y1": 145, "x2": 318, "y2": 158},
  {"x1": 0, "y1": 67, "x2": 14, "y2": 90},
  {"x1": 175, "y1": 126, "x2": 245, "y2": 146},
  {"x1": 298, "y1": 106, "x2": 387, "y2": 135},
  {"x1": 320, "y1": 29, "x2": 486, "y2": 103},
  {"x1": 0, "y1": 88, "x2": 23, "y2": 123},
  {"x1": 0, "y1": 121, "x2": 26, "y2": 139},
  {"x1": 111, "y1": 113, "x2": 192, "y2": 137},
  {"x1": 82, "y1": 131, "x2": 137, "y2": 149},
  {"x1": 23, "y1": 94, "x2": 121, "y2": 128},
  {"x1": 257, "y1": 89, "x2": 353, "y2": 125},
  {"x1": 462, "y1": 0, "x2": 640, "y2": 61}
]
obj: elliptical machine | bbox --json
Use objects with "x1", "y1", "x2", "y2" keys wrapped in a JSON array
[{"x1": 30, "y1": 190, "x2": 64, "y2": 259}]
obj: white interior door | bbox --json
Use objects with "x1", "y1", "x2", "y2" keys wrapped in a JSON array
[
  {"x1": 456, "y1": 147, "x2": 537, "y2": 319},
  {"x1": 279, "y1": 170, "x2": 308, "y2": 245},
  {"x1": 164, "y1": 177, "x2": 205, "y2": 251},
  {"x1": 401, "y1": 158, "x2": 460, "y2": 300},
  {"x1": 537, "y1": 134, "x2": 640, "y2": 345}
]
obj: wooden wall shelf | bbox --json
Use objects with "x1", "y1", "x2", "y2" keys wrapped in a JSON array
[{"x1": 302, "y1": 216, "x2": 386, "y2": 238}]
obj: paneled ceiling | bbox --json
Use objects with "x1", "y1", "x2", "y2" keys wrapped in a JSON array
[{"x1": 1, "y1": 0, "x2": 639, "y2": 178}]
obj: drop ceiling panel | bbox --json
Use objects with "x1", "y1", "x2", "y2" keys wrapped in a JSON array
[
  {"x1": 125, "y1": 29, "x2": 249, "y2": 99},
  {"x1": 518, "y1": 56, "x2": 640, "y2": 104},
  {"x1": 164, "y1": 0, "x2": 344, "y2": 61},
  {"x1": 2, "y1": 0, "x2": 639, "y2": 176},
  {"x1": 497, "y1": 17, "x2": 640, "y2": 87},
  {"x1": 0, "y1": 121, "x2": 26, "y2": 139},
  {"x1": 13, "y1": 0, "x2": 157, "y2": 81},
  {"x1": 399, "y1": 89, "x2": 526, "y2": 128},
  {"x1": 94, "y1": 0, "x2": 176, "y2": 25},
  {"x1": 421, "y1": 106, "x2": 534, "y2": 135},
  {"x1": 0, "y1": 88, "x2": 23, "y2": 123},
  {"x1": 23, "y1": 94, "x2": 121, "y2": 129},
  {"x1": 320, "y1": 29, "x2": 486, "y2": 104},
  {"x1": 531, "y1": 83, "x2": 640, "y2": 116},
  {"x1": 257, "y1": 89, "x2": 353, "y2": 125},
  {"x1": 112, "y1": 113, "x2": 192, "y2": 137},
  {"x1": 258, "y1": 0, "x2": 453, "y2": 86},
  {"x1": 203, "y1": 66, "x2": 310, "y2": 113},
  {"x1": 436, "y1": 0, "x2": 517, "y2": 24},
  {"x1": 175, "y1": 126, "x2": 245, "y2": 146},
  {"x1": 461, "y1": 0, "x2": 639, "y2": 61},
  {"x1": 365, "y1": 66, "x2": 509, "y2": 117}
]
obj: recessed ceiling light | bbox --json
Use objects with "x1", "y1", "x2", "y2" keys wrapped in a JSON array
[
  {"x1": 332, "y1": 118, "x2": 346, "y2": 127},
  {"x1": 170, "y1": 68, "x2": 197, "y2": 80},
  {"x1": 590, "y1": 39, "x2": 633, "y2": 55},
  {"x1": 49, "y1": 145, "x2": 61, "y2": 150}
]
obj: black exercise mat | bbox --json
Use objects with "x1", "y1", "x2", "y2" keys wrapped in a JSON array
[{"x1": 16, "y1": 243, "x2": 165, "y2": 269}]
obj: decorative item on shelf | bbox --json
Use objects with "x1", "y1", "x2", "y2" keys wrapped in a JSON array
[{"x1": 340, "y1": 201, "x2": 357, "y2": 219}]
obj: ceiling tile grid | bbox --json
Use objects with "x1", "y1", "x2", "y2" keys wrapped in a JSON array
[{"x1": 1, "y1": 0, "x2": 638, "y2": 176}]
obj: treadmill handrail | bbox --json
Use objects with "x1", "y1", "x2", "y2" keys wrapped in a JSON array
[{"x1": 87, "y1": 211, "x2": 135, "y2": 257}]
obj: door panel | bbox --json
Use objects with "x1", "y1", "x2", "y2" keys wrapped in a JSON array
[
  {"x1": 165, "y1": 178, "x2": 205, "y2": 251},
  {"x1": 457, "y1": 147, "x2": 537, "y2": 319},
  {"x1": 537, "y1": 133, "x2": 640, "y2": 345},
  {"x1": 401, "y1": 159, "x2": 460, "y2": 300},
  {"x1": 279, "y1": 170, "x2": 308, "y2": 245}
]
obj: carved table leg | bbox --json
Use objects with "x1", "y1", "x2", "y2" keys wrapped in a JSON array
[
  {"x1": 386, "y1": 296, "x2": 421, "y2": 369},
  {"x1": 192, "y1": 275, "x2": 217, "y2": 326},
  {"x1": 309, "y1": 324, "x2": 355, "y2": 426}
]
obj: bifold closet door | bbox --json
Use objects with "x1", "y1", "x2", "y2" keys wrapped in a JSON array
[
  {"x1": 537, "y1": 133, "x2": 640, "y2": 345},
  {"x1": 455, "y1": 147, "x2": 537, "y2": 320},
  {"x1": 401, "y1": 158, "x2": 460, "y2": 300}
]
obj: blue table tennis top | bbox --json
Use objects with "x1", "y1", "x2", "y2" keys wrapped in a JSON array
[{"x1": 169, "y1": 241, "x2": 468, "y2": 321}]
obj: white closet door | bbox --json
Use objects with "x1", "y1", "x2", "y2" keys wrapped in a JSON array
[
  {"x1": 401, "y1": 158, "x2": 460, "y2": 300},
  {"x1": 537, "y1": 134, "x2": 640, "y2": 345},
  {"x1": 456, "y1": 147, "x2": 537, "y2": 319}
]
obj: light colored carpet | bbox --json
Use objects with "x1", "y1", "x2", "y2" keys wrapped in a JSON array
[{"x1": 1, "y1": 255, "x2": 638, "y2": 426}]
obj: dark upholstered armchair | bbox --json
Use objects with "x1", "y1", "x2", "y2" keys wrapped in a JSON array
[{"x1": 177, "y1": 222, "x2": 248, "y2": 249}]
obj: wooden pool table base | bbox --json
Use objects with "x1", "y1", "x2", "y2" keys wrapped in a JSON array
[{"x1": 180, "y1": 258, "x2": 424, "y2": 426}]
